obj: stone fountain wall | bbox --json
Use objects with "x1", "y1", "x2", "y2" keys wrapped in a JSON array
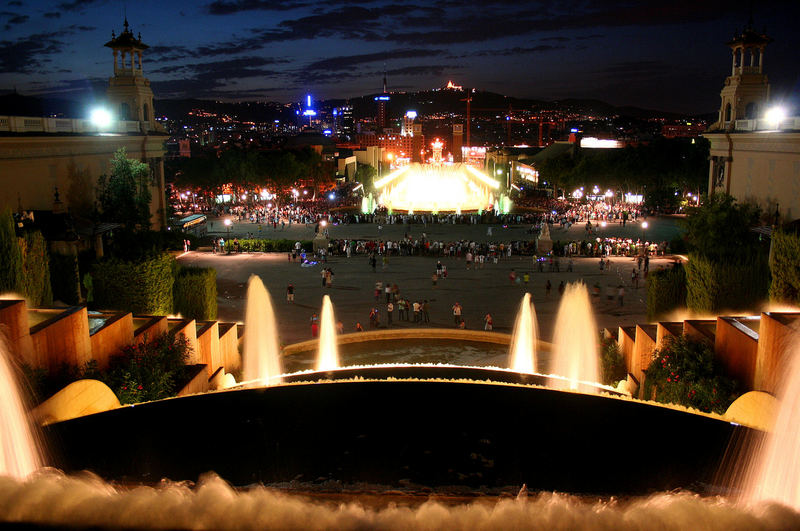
[{"x1": 0, "y1": 299, "x2": 241, "y2": 396}]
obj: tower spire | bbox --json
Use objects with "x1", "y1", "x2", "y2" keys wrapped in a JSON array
[{"x1": 382, "y1": 64, "x2": 387, "y2": 94}]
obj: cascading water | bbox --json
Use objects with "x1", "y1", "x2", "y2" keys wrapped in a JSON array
[
  {"x1": 509, "y1": 293, "x2": 538, "y2": 374},
  {"x1": 739, "y1": 341, "x2": 800, "y2": 510},
  {"x1": 317, "y1": 295, "x2": 340, "y2": 371},
  {"x1": 0, "y1": 336, "x2": 42, "y2": 478},
  {"x1": 551, "y1": 282, "x2": 600, "y2": 391},
  {"x1": 242, "y1": 275, "x2": 282, "y2": 386}
]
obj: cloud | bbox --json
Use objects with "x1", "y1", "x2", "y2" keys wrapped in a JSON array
[
  {"x1": 303, "y1": 48, "x2": 444, "y2": 72},
  {"x1": 57, "y1": 0, "x2": 107, "y2": 12},
  {"x1": 2, "y1": 11, "x2": 28, "y2": 30},
  {"x1": 43, "y1": 12, "x2": 60, "y2": 18},
  {"x1": 470, "y1": 45, "x2": 564, "y2": 57},
  {"x1": 7, "y1": 0, "x2": 22, "y2": 6},
  {"x1": 0, "y1": 31, "x2": 61, "y2": 72},
  {"x1": 206, "y1": 0, "x2": 310, "y2": 15}
]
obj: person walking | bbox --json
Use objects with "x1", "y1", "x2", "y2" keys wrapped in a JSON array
[
  {"x1": 413, "y1": 301, "x2": 421, "y2": 323},
  {"x1": 386, "y1": 301, "x2": 394, "y2": 326},
  {"x1": 558, "y1": 280, "x2": 565, "y2": 297},
  {"x1": 509, "y1": 269, "x2": 517, "y2": 285},
  {"x1": 617, "y1": 284, "x2": 625, "y2": 307},
  {"x1": 286, "y1": 283, "x2": 295, "y2": 303},
  {"x1": 422, "y1": 300, "x2": 430, "y2": 324},
  {"x1": 545, "y1": 279, "x2": 552, "y2": 298},
  {"x1": 310, "y1": 313, "x2": 319, "y2": 337},
  {"x1": 484, "y1": 313, "x2": 493, "y2": 331},
  {"x1": 452, "y1": 302, "x2": 462, "y2": 326},
  {"x1": 523, "y1": 272, "x2": 530, "y2": 285}
]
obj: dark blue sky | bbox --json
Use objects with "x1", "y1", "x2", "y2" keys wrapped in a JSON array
[{"x1": 1, "y1": 0, "x2": 798, "y2": 114}]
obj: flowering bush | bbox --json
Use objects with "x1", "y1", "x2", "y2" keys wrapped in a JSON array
[
  {"x1": 600, "y1": 335, "x2": 627, "y2": 386},
  {"x1": 99, "y1": 333, "x2": 191, "y2": 404},
  {"x1": 643, "y1": 335, "x2": 737, "y2": 414}
]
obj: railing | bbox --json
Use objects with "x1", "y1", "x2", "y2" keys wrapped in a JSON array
[
  {"x1": 0, "y1": 116, "x2": 165, "y2": 134},
  {"x1": 732, "y1": 117, "x2": 800, "y2": 132}
]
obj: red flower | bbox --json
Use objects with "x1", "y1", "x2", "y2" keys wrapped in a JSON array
[
  {"x1": 667, "y1": 378, "x2": 672, "y2": 382},
  {"x1": 122, "y1": 386, "x2": 127, "y2": 390},
  {"x1": 137, "y1": 385, "x2": 143, "y2": 390}
]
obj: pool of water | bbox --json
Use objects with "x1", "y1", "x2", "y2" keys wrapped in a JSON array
[{"x1": 284, "y1": 339, "x2": 552, "y2": 373}]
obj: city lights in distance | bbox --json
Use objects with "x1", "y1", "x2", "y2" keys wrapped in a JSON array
[{"x1": 405, "y1": 111, "x2": 418, "y2": 119}]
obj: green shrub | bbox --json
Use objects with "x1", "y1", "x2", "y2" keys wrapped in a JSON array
[
  {"x1": 223, "y1": 238, "x2": 312, "y2": 253},
  {"x1": 106, "y1": 229, "x2": 194, "y2": 260},
  {"x1": 646, "y1": 264, "x2": 687, "y2": 321},
  {"x1": 685, "y1": 252, "x2": 769, "y2": 314},
  {"x1": 600, "y1": 336, "x2": 627, "y2": 386},
  {"x1": 19, "y1": 231, "x2": 53, "y2": 307},
  {"x1": 50, "y1": 253, "x2": 82, "y2": 305},
  {"x1": 99, "y1": 332, "x2": 191, "y2": 404},
  {"x1": 769, "y1": 229, "x2": 800, "y2": 305},
  {"x1": 0, "y1": 209, "x2": 23, "y2": 294},
  {"x1": 92, "y1": 253, "x2": 174, "y2": 314},
  {"x1": 643, "y1": 335, "x2": 738, "y2": 414},
  {"x1": 173, "y1": 266, "x2": 217, "y2": 320}
]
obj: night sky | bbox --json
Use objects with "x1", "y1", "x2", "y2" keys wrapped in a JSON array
[{"x1": 1, "y1": 0, "x2": 798, "y2": 114}]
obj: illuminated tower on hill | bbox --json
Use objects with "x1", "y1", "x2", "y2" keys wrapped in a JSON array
[
  {"x1": 716, "y1": 20, "x2": 771, "y2": 129},
  {"x1": 375, "y1": 70, "x2": 390, "y2": 131},
  {"x1": 104, "y1": 18, "x2": 157, "y2": 131}
]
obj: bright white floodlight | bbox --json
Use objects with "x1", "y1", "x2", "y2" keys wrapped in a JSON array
[
  {"x1": 765, "y1": 106, "x2": 787, "y2": 127},
  {"x1": 90, "y1": 108, "x2": 113, "y2": 129}
]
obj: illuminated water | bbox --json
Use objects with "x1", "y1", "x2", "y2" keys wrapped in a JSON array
[
  {"x1": 509, "y1": 293, "x2": 538, "y2": 374},
  {"x1": 0, "y1": 471, "x2": 798, "y2": 530},
  {"x1": 740, "y1": 342, "x2": 800, "y2": 509},
  {"x1": 242, "y1": 275, "x2": 282, "y2": 386},
  {"x1": 0, "y1": 337, "x2": 41, "y2": 478},
  {"x1": 317, "y1": 295, "x2": 340, "y2": 371},
  {"x1": 551, "y1": 282, "x2": 600, "y2": 390},
  {"x1": 377, "y1": 163, "x2": 498, "y2": 212}
]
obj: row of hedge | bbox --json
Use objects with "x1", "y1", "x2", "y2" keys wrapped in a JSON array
[
  {"x1": 173, "y1": 266, "x2": 217, "y2": 320},
  {"x1": 646, "y1": 265, "x2": 687, "y2": 321},
  {"x1": 221, "y1": 238, "x2": 313, "y2": 253},
  {"x1": 0, "y1": 210, "x2": 53, "y2": 307},
  {"x1": 769, "y1": 229, "x2": 800, "y2": 305},
  {"x1": 685, "y1": 252, "x2": 770, "y2": 314},
  {"x1": 90, "y1": 253, "x2": 217, "y2": 320}
]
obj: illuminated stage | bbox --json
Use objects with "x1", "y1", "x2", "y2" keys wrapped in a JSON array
[{"x1": 372, "y1": 163, "x2": 509, "y2": 214}]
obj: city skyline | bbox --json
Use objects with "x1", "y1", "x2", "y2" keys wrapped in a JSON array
[{"x1": 1, "y1": 0, "x2": 798, "y2": 114}]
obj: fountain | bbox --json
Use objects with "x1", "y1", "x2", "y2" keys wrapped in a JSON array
[
  {"x1": 241, "y1": 275, "x2": 282, "y2": 386},
  {"x1": 739, "y1": 342, "x2": 800, "y2": 509},
  {"x1": 316, "y1": 295, "x2": 340, "y2": 371},
  {"x1": 509, "y1": 293, "x2": 538, "y2": 374},
  {"x1": 551, "y1": 282, "x2": 600, "y2": 390},
  {"x1": 0, "y1": 337, "x2": 42, "y2": 478}
]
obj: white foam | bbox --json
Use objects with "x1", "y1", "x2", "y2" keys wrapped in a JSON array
[{"x1": 0, "y1": 471, "x2": 799, "y2": 530}]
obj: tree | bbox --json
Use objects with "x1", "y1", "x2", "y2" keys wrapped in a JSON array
[
  {"x1": 682, "y1": 193, "x2": 762, "y2": 261},
  {"x1": 97, "y1": 148, "x2": 152, "y2": 229},
  {"x1": 0, "y1": 209, "x2": 23, "y2": 295},
  {"x1": 354, "y1": 164, "x2": 377, "y2": 183}
]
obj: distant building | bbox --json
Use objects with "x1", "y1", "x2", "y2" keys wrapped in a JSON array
[
  {"x1": 0, "y1": 18, "x2": 167, "y2": 229},
  {"x1": 704, "y1": 23, "x2": 800, "y2": 223},
  {"x1": 661, "y1": 123, "x2": 707, "y2": 138},
  {"x1": 334, "y1": 104, "x2": 354, "y2": 138}
]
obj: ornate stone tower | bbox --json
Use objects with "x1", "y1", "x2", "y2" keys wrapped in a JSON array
[
  {"x1": 716, "y1": 21, "x2": 771, "y2": 130},
  {"x1": 104, "y1": 18, "x2": 157, "y2": 131}
]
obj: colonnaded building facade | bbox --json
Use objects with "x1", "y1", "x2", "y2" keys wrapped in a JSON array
[
  {"x1": 705, "y1": 24, "x2": 800, "y2": 224},
  {"x1": 0, "y1": 19, "x2": 168, "y2": 229}
]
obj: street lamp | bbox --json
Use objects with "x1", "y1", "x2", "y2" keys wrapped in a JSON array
[
  {"x1": 641, "y1": 221, "x2": 649, "y2": 249},
  {"x1": 224, "y1": 218, "x2": 232, "y2": 237}
]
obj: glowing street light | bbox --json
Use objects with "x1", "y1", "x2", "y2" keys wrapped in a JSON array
[
  {"x1": 90, "y1": 108, "x2": 113, "y2": 130},
  {"x1": 765, "y1": 106, "x2": 787, "y2": 127},
  {"x1": 224, "y1": 218, "x2": 232, "y2": 237}
]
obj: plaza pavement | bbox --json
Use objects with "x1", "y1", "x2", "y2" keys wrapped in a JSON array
[{"x1": 178, "y1": 215, "x2": 683, "y2": 349}]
